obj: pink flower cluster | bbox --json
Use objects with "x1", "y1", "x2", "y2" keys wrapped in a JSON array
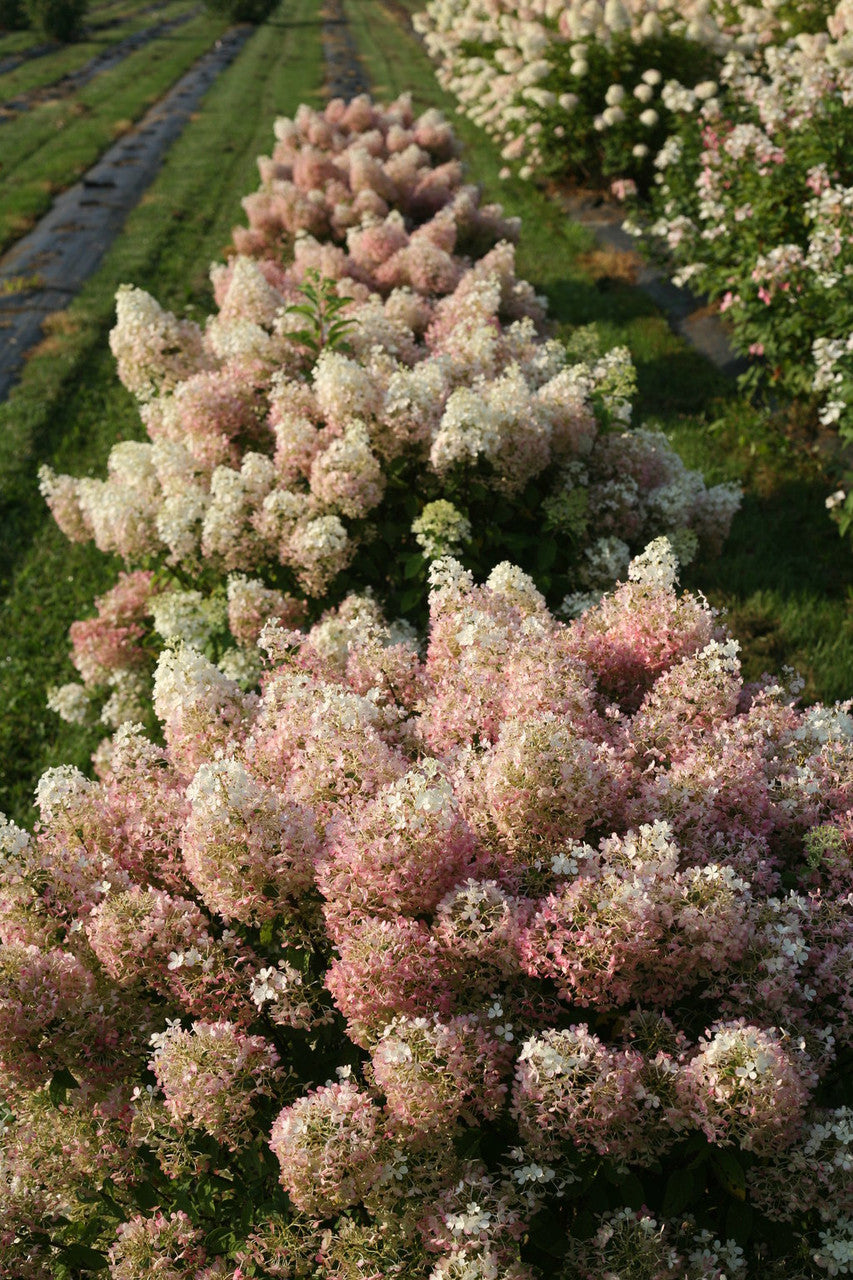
[{"x1": 3, "y1": 540, "x2": 852, "y2": 1274}]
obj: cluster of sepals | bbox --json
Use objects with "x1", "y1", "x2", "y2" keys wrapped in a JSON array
[
  {"x1": 415, "y1": 0, "x2": 853, "y2": 523},
  {"x1": 2, "y1": 534, "x2": 853, "y2": 1277},
  {"x1": 37, "y1": 92, "x2": 738, "y2": 737}
]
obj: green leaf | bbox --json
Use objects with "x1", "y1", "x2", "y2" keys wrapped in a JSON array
[
  {"x1": 662, "y1": 1168, "x2": 695, "y2": 1216},
  {"x1": 55, "y1": 1245, "x2": 108, "y2": 1272},
  {"x1": 399, "y1": 587, "x2": 423, "y2": 612},
  {"x1": 615, "y1": 1171, "x2": 645, "y2": 1210},
  {"x1": 131, "y1": 1179, "x2": 162, "y2": 1211},
  {"x1": 725, "y1": 1200, "x2": 754, "y2": 1244},
  {"x1": 49, "y1": 1066, "x2": 79, "y2": 1106},
  {"x1": 711, "y1": 1148, "x2": 746, "y2": 1200},
  {"x1": 537, "y1": 538, "x2": 558, "y2": 571},
  {"x1": 403, "y1": 553, "x2": 425, "y2": 580},
  {"x1": 528, "y1": 1207, "x2": 570, "y2": 1258}
]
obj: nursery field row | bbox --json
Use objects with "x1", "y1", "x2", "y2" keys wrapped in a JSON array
[
  {"x1": 0, "y1": 0, "x2": 325, "y2": 822},
  {"x1": 0, "y1": 2, "x2": 229, "y2": 255},
  {"x1": 0, "y1": 0, "x2": 195, "y2": 101},
  {"x1": 0, "y1": 20, "x2": 255, "y2": 402},
  {"x1": 0, "y1": 0, "x2": 163, "y2": 59},
  {"x1": 343, "y1": 0, "x2": 853, "y2": 704}
]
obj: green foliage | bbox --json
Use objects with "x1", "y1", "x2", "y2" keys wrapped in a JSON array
[
  {"x1": 284, "y1": 268, "x2": 358, "y2": 356},
  {"x1": 23, "y1": 0, "x2": 86, "y2": 40},
  {"x1": 645, "y1": 89, "x2": 853, "y2": 430},
  {"x1": 202, "y1": 0, "x2": 275, "y2": 22},
  {"x1": 538, "y1": 32, "x2": 719, "y2": 191},
  {"x1": 0, "y1": 0, "x2": 27, "y2": 31}
]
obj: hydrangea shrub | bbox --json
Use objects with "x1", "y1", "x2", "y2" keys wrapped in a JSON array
[
  {"x1": 641, "y1": 26, "x2": 853, "y2": 438},
  {"x1": 3, "y1": 541, "x2": 853, "y2": 1276},
  {"x1": 413, "y1": 0, "x2": 805, "y2": 190},
  {"x1": 415, "y1": 2, "x2": 853, "y2": 535},
  {"x1": 39, "y1": 95, "x2": 738, "y2": 735}
]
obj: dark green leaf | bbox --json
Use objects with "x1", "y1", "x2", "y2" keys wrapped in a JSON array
[
  {"x1": 399, "y1": 587, "x2": 422, "y2": 612},
  {"x1": 615, "y1": 1171, "x2": 645, "y2": 1210},
  {"x1": 725, "y1": 1200, "x2": 753, "y2": 1244},
  {"x1": 662, "y1": 1168, "x2": 695, "y2": 1216},
  {"x1": 131, "y1": 1179, "x2": 162, "y2": 1211},
  {"x1": 528, "y1": 1207, "x2": 570, "y2": 1258},
  {"x1": 537, "y1": 538, "x2": 558, "y2": 571},
  {"x1": 711, "y1": 1148, "x2": 746, "y2": 1200},
  {"x1": 49, "y1": 1066, "x2": 79, "y2": 1106},
  {"x1": 55, "y1": 1245, "x2": 108, "y2": 1272}
]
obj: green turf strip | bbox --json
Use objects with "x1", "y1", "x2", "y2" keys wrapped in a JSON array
[
  {"x1": 343, "y1": 0, "x2": 853, "y2": 707},
  {"x1": 0, "y1": 0, "x2": 324, "y2": 823},
  {"x1": 0, "y1": 0, "x2": 165, "y2": 57}
]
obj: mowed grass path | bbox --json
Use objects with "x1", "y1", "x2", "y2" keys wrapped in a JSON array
[
  {"x1": 0, "y1": 0, "x2": 324, "y2": 824},
  {"x1": 344, "y1": 0, "x2": 853, "y2": 705},
  {"x1": 0, "y1": 2, "x2": 232, "y2": 253}
]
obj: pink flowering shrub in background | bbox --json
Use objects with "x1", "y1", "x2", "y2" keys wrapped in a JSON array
[
  {"x1": 38, "y1": 94, "x2": 739, "y2": 737},
  {"x1": 3, "y1": 540, "x2": 853, "y2": 1276}
]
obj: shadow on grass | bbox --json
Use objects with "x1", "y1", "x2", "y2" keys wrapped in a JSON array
[
  {"x1": 633, "y1": 346, "x2": 732, "y2": 418},
  {"x1": 695, "y1": 483, "x2": 853, "y2": 602},
  {"x1": 261, "y1": 17, "x2": 326, "y2": 28}
]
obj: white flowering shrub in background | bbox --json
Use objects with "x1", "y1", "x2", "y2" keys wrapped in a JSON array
[
  {"x1": 413, "y1": 0, "x2": 801, "y2": 190},
  {"x1": 414, "y1": 2, "x2": 853, "y2": 544},
  {"x1": 634, "y1": 24, "x2": 853, "y2": 542},
  {"x1": 39, "y1": 95, "x2": 739, "y2": 735}
]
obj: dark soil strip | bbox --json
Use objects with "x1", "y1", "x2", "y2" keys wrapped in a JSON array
[
  {"x1": 323, "y1": 0, "x2": 368, "y2": 99},
  {"x1": 0, "y1": 8, "x2": 201, "y2": 121},
  {"x1": 0, "y1": 24, "x2": 251, "y2": 401}
]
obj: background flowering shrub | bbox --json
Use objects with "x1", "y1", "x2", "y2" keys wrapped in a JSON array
[
  {"x1": 38, "y1": 95, "x2": 738, "y2": 736},
  {"x1": 412, "y1": 0, "x2": 813, "y2": 190},
  {"x1": 415, "y1": 2, "x2": 853, "y2": 542},
  {"x1": 3, "y1": 540, "x2": 853, "y2": 1276},
  {"x1": 640, "y1": 27, "x2": 853, "y2": 434}
]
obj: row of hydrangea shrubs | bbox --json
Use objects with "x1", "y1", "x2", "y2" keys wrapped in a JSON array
[{"x1": 3, "y1": 93, "x2": 853, "y2": 1280}]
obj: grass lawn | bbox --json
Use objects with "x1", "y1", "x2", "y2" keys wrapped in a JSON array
[
  {"x1": 0, "y1": 0, "x2": 325, "y2": 824},
  {"x1": 0, "y1": 0, "x2": 162, "y2": 57},
  {"x1": 344, "y1": 0, "x2": 853, "y2": 705}
]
